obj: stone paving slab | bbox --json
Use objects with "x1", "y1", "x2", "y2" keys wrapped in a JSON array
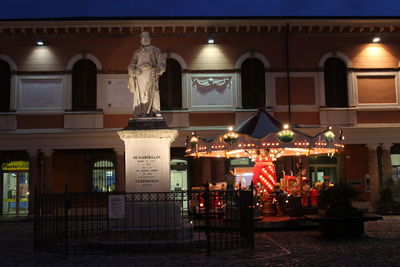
[{"x1": 0, "y1": 216, "x2": 399, "y2": 266}]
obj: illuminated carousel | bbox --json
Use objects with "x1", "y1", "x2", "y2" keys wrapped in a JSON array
[
  {"x1": 186, "y1": 109, "x2": 343, "y2": 159},
  {"x1": 185, "y1": 109, "x2": 345, "y2": 220}
]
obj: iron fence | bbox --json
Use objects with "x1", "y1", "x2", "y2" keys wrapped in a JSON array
[{"x1": 34, "y1": 186, "x2": 254, "y2": 257}]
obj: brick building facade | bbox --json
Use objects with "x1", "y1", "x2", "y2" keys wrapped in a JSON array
[{"x1": 1, "y1": 17, "x2": 400, "y2": 214}]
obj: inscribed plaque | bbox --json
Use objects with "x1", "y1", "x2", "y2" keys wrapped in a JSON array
[{"x1": 20, "y1": 78, "x2": 63, "y2": 109}]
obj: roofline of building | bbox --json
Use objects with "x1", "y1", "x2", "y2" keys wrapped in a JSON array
[{"x1": 1, "y1": 15, "x2": 400, "y2": 22}]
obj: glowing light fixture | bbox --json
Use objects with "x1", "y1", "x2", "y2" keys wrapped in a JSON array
[
  {"x1": 372, "y1": 37, "x2": 380, "y2": 43},
  {"x1": 208, "y1": 38, "x2": 215, "y2": 44},
  {"x1": 36, "y1": 40, "x2": 45, "y2": 46},
  {"x1": 277, "y1": 129, "x2": 295, "y2": 143}
]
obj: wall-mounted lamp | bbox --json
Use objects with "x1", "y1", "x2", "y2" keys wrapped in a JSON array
[
  {"x1": 372, "y1": 37, "x2": 381, "y2": 43},
  {"x1": 36, "y1": 40, "x2": 45, "y2": 46},
  {"x1": 207, "y1": 38, "x2": 215, "y2": 44}
]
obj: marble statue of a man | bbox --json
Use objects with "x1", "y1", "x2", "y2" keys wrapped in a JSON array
[{"x1": 128, "y1": 32, "x2": 166, "y2": 117}]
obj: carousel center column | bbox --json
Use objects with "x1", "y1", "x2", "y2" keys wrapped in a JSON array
[{"x1": 117, "y1": 118, "x2": 178, "y2": 192}]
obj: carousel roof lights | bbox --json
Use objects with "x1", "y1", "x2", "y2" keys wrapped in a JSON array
[
  {"x1": 190, "y1": 136, "x2": 199, "y2": 142},
  {"x1": 185, "y1": 109, "x2": 344, "y2": 158}
]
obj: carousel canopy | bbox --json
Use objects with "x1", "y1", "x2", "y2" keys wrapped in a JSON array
[
  {"x1": 186, "y1": 109, "x2": 344, "y2": 159},
  {"x1": 231, "y1": 109, "x2": 283, "y2": 139}
]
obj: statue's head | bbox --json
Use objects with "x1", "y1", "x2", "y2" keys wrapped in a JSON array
[{"x1": 140, "y1": 32, "x2": 151, "y2": 46}]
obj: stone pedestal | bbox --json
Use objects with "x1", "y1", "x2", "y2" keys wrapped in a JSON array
[
  {"x1": 118, "y1": 117, "x2": 178, "y2": 193},
  {"x1": 125, "y1": 202, "x2": 182, "y2": 228}
]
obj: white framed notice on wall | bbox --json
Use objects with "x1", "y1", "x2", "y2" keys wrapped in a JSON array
[
  {"x1": 188, "y1": 73, "x2": 236, "y2": 110},
  {"x1": 19, "y1": 77, "x2": 64, "y2": 111},
  {"x1": 106, "y1": 78, "x2": 131, "y2": 109}
]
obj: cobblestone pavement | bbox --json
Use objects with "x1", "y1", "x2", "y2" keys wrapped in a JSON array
[{"x1": 0, "y1": 216, "x2": 399, "y2": 267}]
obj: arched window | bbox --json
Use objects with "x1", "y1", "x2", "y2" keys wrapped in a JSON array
[
  {"x1": 159, "y1": 58, "x2": 182, "y2": 110},
  {"x1": 241, "y1": 58, "x2": 266, "y2": 108},
  {"x1": 324, "y1": 58, "x2": 348, "y2": 107},
  {"x1": 72, "y1": 59, "x2": 97, "y2": 111},
  {"x1": 92, "y1": 160, "x2": 115, "y2": 192},
  {"x1": 0, "y1": 60, "x2": 11, "y2": 112}
]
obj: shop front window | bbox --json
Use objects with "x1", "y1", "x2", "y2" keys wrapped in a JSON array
[
  {"x1": 92, "y1": 160, "x2": 115, "y2": 192},
  {"x1": 390, "y1": 154, "x2": 400, "y2": 183},
  {"x1": 229, "y1": 157, "x2": 255, "y2": 188},
  {"x1": 1, "y1": 161, "x2": 29, "y2": 215},
  {"x1": 308, "y1": 156, "x2": 338, "y2": 186}
]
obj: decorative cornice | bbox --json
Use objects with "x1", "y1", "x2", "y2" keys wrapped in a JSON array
[
  {"x1": 1, "y1": 19, "x2": 400, "y2": 37},
  {"x1": 11, "y1": 68, "x2": 400, "y2": 75}
]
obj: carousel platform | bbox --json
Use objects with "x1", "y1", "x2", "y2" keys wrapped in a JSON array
[{"x1": 254, "y1": 215, "x2": 318, "y2": 230}]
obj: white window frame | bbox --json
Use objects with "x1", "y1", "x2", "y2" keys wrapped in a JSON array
[
  {"x1": 269, "y1": 72, "x2": 319, "y2": 112},
  {"x1": 353, "y1": 71, "x2": 399, "y2": 109}
]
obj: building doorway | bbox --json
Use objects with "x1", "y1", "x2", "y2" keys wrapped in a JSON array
[
  {"x1": 170, "y1": 159, "x2": 188, "y2": 191},
  {"x1": 1, "y1": 161, "x2": 29, "y2": 215}
]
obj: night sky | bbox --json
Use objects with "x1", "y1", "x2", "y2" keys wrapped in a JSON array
[{"x1": 0, "y1": 0, "x2": 400, "y2": 19}]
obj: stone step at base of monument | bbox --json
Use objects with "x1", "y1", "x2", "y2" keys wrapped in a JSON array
[
  {"x1": 76, "y1": 235, "x2": 207, "y2": 253},
  {"x1": 85, "y1": 234, "x2": 206, "y2": 246}
]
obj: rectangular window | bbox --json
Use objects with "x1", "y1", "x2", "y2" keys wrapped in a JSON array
[{"x1": 92, "y1": 160, "x2": 115, "y2": 192}]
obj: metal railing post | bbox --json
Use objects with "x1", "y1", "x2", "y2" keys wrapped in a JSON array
[
  {"x1": 63, "y1": 185, "x2": 69, "y2": 259},
  {"x1": 204, "y1": 182, "x2": 210, "y2": 255},
  {"x1": 250, "y1": 182, "x2": 255, "y2": 250},
  {"x1": 33, "y1": 186, "x2": 38, "y2": 253}
]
